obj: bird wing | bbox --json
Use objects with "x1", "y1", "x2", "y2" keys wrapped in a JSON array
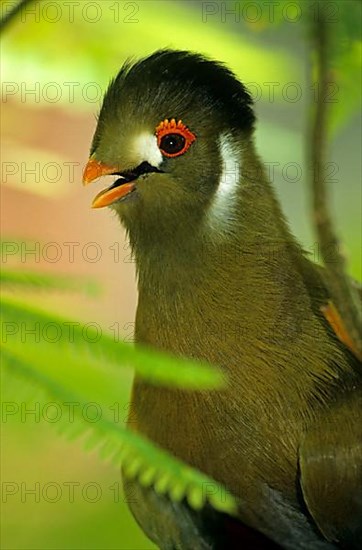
[
  {"x1": 313, "y1": 262, "x2": 362, "y2": 361},
  {"x1": 299, "y1": 387, "x2": 362, "y2": 548},
  {"x1": 123, "y1": 476, "x2": 281, "y2": 549},
  {"x1": 321, "y1": 300, "x2": 361, "y2": 361}
]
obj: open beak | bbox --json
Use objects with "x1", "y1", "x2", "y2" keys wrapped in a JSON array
[{"x1": 82, "y1": 158, "x2": 137, "y2": 209}]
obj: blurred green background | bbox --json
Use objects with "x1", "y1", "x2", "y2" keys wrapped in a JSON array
[{"x1": 1, "y1": 1, "x2": 361, "y2": 549}]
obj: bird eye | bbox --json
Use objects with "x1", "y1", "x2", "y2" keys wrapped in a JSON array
[
  {"x1": 159, "y1": 133, "x2": 185, "y2": 156},
  {"x1": 156, "y1": 118, "x2": 196, "y2": 158}
]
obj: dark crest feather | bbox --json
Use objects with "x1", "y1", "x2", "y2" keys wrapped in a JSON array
[{"x1": 92, "y1": 50, "x2": 255, "y2": 153}]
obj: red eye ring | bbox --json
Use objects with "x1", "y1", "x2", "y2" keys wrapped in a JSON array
[{"x1": 155, "y1": 118, "x2": 196, "y2": 158}]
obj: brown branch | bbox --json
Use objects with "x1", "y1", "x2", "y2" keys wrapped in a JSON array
[
  {"x1": 309, "y1": 3, "x2": 362, "y2": 360},
  {"x1": 0, "y1": 0, "x2": 37, "y2": 33}
]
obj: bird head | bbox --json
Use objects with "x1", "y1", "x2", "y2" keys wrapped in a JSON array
[{"x1": 83, "y1": 50, "x2": 255, "y2": 240}]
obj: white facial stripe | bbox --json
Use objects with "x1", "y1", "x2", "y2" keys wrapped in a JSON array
[
  {"x1": 218, "y1": 133, "x2": 240, "y2": 197},
  {"x1": 206, "y1": 133, "x2": 240, "y2": 231},
  {"x1": 132, "y1": 133, "x2": 163, "y2": 167}
]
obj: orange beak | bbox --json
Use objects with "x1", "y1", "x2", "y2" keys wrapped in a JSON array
[{"x1": 82, "y1": 158, "x2": 136, "y2": 209}]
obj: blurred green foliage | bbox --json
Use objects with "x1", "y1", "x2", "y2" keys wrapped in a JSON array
[
  {"x1": 1, "y1": 268, "x2": 236, "y2": 548},
  {"x1": 1, "y1": 0, "x2": 296, "y2": 106},
  {"x1": 2, "y1": 0, "x2": 360, "y2": 136},
  {"x1": 1, "y1": 266, "x2": 235, "y2": 491}
]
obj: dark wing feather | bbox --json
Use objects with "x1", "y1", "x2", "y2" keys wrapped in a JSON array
[{"x1": 299, "y1": 387, "x2": 362, "y2": 548}]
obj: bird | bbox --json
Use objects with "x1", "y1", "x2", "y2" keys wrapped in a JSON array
[{"x1": 83, "y1": 50, "x2": 362, "y2": 549}]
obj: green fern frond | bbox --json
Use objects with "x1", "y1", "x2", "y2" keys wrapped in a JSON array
[
  {"x1": 1, "y1": 268, "x2": 100, "y2": 295},
  {"x1": 1, "y1": 347, "x2": 237, "y2": 516},
  {"x1": 1, "y1": 295, "x2": 224, "y2": 390}
]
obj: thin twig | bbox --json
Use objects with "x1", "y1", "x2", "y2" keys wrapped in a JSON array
[
  {"x1": 0, "y1": 0, "x2": 36, "y2": 33},
  {"x1": 310, "y1": 3, "x2": 362, "y2": 360}
]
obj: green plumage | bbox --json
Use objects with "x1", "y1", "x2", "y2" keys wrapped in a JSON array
[{"x1": 87, "y1": 50, "x2": 361, "y2": 549}]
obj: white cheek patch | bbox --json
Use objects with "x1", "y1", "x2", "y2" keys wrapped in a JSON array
[
  {"x1": 132, "y1": 133, "x2": 163, "y2": 168},
  {"x1": 206, "y1": 133, "x2": 241, "y2": 232}
]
